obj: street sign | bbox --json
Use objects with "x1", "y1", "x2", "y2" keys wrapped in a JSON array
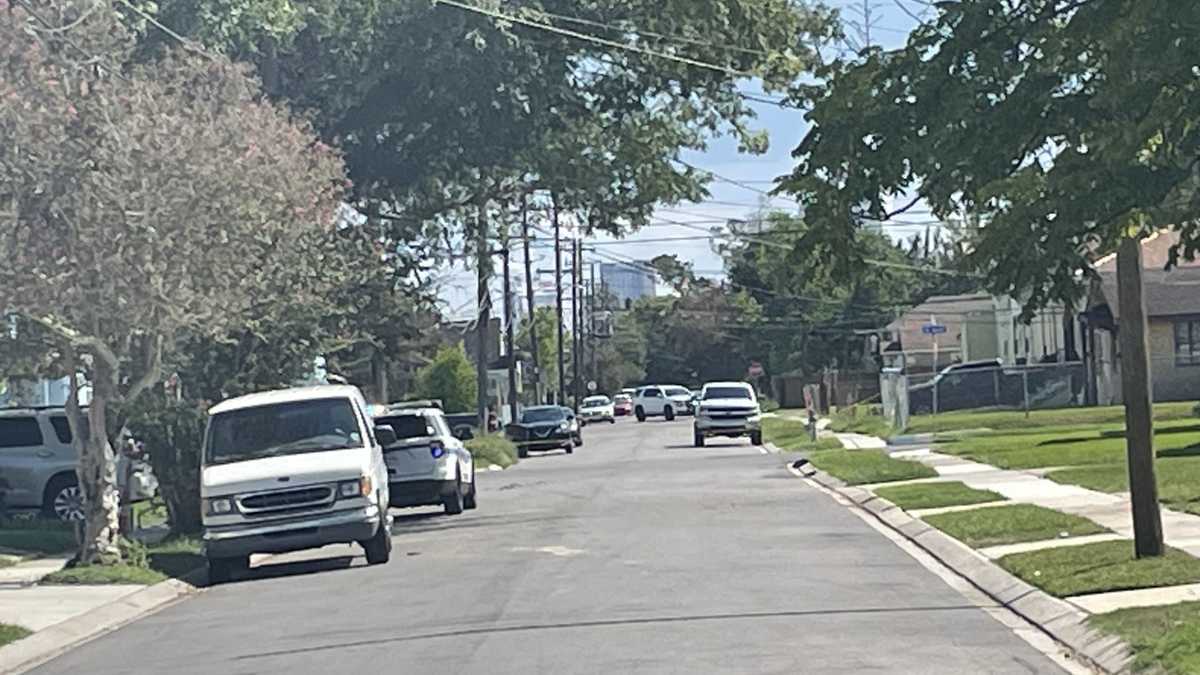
[
  {"x1": 922, "y1": 324, "x2": 948, "y2": 335},
  {"x1": 587, "y1": 380, "x2": 597, "y2": 392}
]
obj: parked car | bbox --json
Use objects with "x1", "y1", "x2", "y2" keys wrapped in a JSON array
[
  {"x1": 373, "y1": 405, "x2": 476, "y2": 515},
  {"x1": 633, "y1": 385, "x2": 693, "y2": 422},
  {"x1": 200, "y1": 385, "x2": 393, "y2": 583},
  {"x1": 505, "y1": 406, "x2": 580, "y2": 458},
  {"x1": 579, "y1": 395, "x2": 616, "y2": 425},
  {"x1": 908, "y1": 359, "x2": 1004, "y2": 415},
  {"x1": 693, "y1": 382, "x2": 763, "y2": 447},
  {"x1": 0, "y1": 407, "x2": 157, "y2": 521},
  {"x1": 613, "y1": 394, "x2": 633, "y2": 417}
]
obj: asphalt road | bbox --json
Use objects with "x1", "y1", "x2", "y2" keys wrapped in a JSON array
[{"x1": 32, "y1": 419, "x2": 1072, "y2": 675}]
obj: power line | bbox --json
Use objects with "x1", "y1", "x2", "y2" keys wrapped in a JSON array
[{"x1": 434, "y1": 0, "x2": 754, "y2": 77}]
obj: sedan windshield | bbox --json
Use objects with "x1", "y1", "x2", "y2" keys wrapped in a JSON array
[
  {"x1": 703, "y1": 387, "x2": 753, "y2": 400},
  {"x1": 206, "y1": 398, "x2": 363, "y2": 465},
  {"x1": 520, "y1": 408, "x2": 566, "y2": 424}
]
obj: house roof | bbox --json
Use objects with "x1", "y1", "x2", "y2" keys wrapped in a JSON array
[{"x1": 1092, "y1": 230, "x2": 1200, "y2": 319}]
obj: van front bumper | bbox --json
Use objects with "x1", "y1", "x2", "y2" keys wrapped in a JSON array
[{"x1": 202, "y1": 505, "x2": 381, "y2": 558}]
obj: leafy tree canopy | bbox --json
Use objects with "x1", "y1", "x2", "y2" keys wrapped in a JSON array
[{"x1": 416, "y1": 345, "x2": 479, "y2": 413}]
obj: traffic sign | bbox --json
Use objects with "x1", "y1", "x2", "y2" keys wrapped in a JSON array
[
  {"x1": 587, "y1": 380, "x2": 597, "y2": 392},
  {"x1": 922, "y1": 324, "x2": 948, "y2": 335}
]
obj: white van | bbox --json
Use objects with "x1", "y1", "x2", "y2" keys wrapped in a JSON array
[{"x1": 200, "y1": 385, "x2": 394, "y2": 583}]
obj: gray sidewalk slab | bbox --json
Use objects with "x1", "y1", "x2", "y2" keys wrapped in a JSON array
[
  {"x1": 0, "y1": 584, "x2": 145, "y2": 631},
  {"x1": 1067, "y1": 583, "x2": 1200, "y2": 614}
]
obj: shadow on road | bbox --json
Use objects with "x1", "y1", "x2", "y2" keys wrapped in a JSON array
[{"x1": 232, "y1": 555, "x2": 357, "y2": 585}]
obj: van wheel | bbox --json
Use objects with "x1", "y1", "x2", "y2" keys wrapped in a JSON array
[
  {"x1": 43, "y1": 473, "x2": 84, "y2": 522},
  {"x1": 362, "y1": 522, "x2": 392, "y2": 565},
  {"x1": 635, "y1": 407, "x2": 646, "y2": 422},
  {"x1": 664, "y1": 406, "x2": 675, "y2": 422},
  {"x1": 463, "y1": 480, "x2": 477, "y2": 510},
  {"x1": 443, "y1": 474, "x2": 464, "y2": 515},
  {"x1": 207, "y1": 555, "x2": 248, "y2": 585}
]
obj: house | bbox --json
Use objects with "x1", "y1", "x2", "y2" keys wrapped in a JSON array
[
  {"x1": 1083, "y1": 230, "x2": 1200, "y2": 404},
  {"x1": 884, "y1": 293, "x2": 1076, "y2": 373}
]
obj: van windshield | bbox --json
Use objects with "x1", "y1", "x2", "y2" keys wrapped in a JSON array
[{"x1": 206, "y1": 398, "x2": 363, "y2": 465}]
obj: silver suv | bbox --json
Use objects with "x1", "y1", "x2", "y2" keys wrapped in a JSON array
[{"x1": 0, "y1": 407, "x2": 156, "y2": 520}]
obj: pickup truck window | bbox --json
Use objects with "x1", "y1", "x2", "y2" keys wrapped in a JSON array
[
  {"x1": 702, "y1": 387, "x2": 753, "y2": 400},
  {"x1": 206, "y1": 397, "x2": 363, "y2": 465}
]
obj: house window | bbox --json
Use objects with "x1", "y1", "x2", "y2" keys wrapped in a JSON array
[{"x1": 1175, "y1": 319, "x2": 1200, "y2": 366}]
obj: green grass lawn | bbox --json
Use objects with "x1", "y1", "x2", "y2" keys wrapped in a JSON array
[
  {"x1": 805, "y1": 449, "x2": 936, "y2": 485},
  {"x1": 41, "y1": 537, "x2": 203, "y2": 586},
  {"x1": 999, "y1": 540, "x2": 1200, "y2": 596},
  {"x1": 923, "y1": 503, "x2": 1106, "y2": 548},
  {"x1": 905, "y1": 401, "x2": 1198, "y2": 435},
  {"x1": 0, "y1": 623, "x2": 31, "y2": 647},
  {"x1": 1091, "y1": 601, "x2": 1200, "y2": 674},
  {"x1": 762, "y1": 418, "x2": 844, "y2": 452},
  {"x1": 827, "y1": 411, "x2": 894, "y2": 439},
  {"x1": 935, "y1": 419, "x2": 1200, "y2": 470},
  {"x1": 1049, "y1": 456, "x2": 1200, "y2": 517},
  {"x1": 0, "y1": 519, "x2": 78, "y2": 556},
  {"x1": 465, "y1": 434, "x2": 519, "y2": 468},
  {"x1": 874, "y1": 481, "x2": 1005, "y2": 510}
]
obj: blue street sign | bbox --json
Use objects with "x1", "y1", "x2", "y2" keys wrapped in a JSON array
[{"x1": 922, "y1": 324, "x2": 948, "y2": 335}]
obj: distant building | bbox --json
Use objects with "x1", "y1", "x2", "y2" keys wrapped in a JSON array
[{"x1": 599, "y1": 262, "x2": 656, "y2": 308}]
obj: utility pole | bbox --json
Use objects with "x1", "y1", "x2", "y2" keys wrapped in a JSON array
[
  {"x1": 521, "y1": 196, "x2": 541, "y2": 404},
  {"x1": 502, "y1": 239, "x2": 518, "y2": 426},
  {"x1": 552, "y1": 196, "x2": 566, "y2": 406},
  {"x1": 589, "y1": 261, "x2": 597, "y2": 387},
  {"x1": 474, "y1": 199, "x2": 492, "y2": 431},
  {"x1": 1117, "y1": 232, "x2": 1164, "y2": 558},
  {"x1": 572, "y1": 237, "x2": 583, "y2": 411}
]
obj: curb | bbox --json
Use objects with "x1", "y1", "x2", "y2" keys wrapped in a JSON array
[
  {"x1": 779, "y1": 450, "x2": 1134, "y2": 675},
  {"x1": 0, "y1": 567, "x2": 206, "y2": 675}
]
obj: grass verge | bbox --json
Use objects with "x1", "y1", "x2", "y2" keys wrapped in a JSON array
[
  {"x1": 762, "y1": 418, "x2": 842, "y2": 452},
  {"x1": 874, "y1": 481, "x2": 1006, "y2": 511},
  {"x1": 805, "y1": 449, "x2": 936, "y2": 485},
  {"x1": 827, "y1": 410, "x2": 893, "y2": 439},
  {"x1": 0, "y1": 623, "x2": 31, "y2": 647},
  {"x1": 42, "y1": 537, "x2": 203, "y2": 586},
  {"x1": 0, "y1": 519, "x2": 77, "y2": 556},
  {"x1": 923, "y1": 503, "x2": 1105, "y2": 548},
  {"x1": 465, "y1": 434, "x2": 518, "y2": 468},
  {"x1": 998, "y1": 540, "x2": 1200, "y2": 596},
  {"x1": 1091, "y1": 601, "x2": 1200, "y2": 674},
  {"x1": 1049, "y1": 457, "x2": 1200, "y2": 517},
  {"x1": 905, "y1": 401, "x2": 1198, "y2": 435}
]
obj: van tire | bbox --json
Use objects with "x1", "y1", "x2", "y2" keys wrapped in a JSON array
[
  {"x1": 363, "y1": 521, "x2": 392, "y2": 565},
  {"x1": 443, "y1": 474, "x2": 464, "y2": 515},
  {"x1": 207, "y1": 555, "x2": 248, "y2": 585}
]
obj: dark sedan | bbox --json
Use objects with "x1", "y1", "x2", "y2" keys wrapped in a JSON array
[{"x1": 505, "y1": 406, "x2": 580, "y2": 458}]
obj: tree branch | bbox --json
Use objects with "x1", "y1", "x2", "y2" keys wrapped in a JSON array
[
  {"x1": 22, "y1": 313, "x2": 121, "y2": 369},
  {"x1": 123, "y1": 334, "x2": 164, "y2": 403}
]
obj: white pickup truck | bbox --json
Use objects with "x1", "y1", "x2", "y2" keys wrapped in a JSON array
[{"x1": 693, "y1": 382, "x2": 763, "y2": 447}]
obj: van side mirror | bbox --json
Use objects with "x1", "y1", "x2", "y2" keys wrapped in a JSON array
[{"x1": 374, "y1": 425, "x2": 397, "y2": 447}]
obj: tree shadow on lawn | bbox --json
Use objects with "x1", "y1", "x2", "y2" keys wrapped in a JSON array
[
  {"x1": 1035, "y1": 424, "x2": 1200, "y2": 447},
  {"x1": 1157, "y1": 444, "x2": 1200, "y2": 459}
]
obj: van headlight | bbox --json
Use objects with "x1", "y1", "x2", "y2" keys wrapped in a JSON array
[
  {"x1": 339, "y1": 476, "x2": 372, "y2": 498},
  {"x1": 205, "y1": 497, "x2": 234, "y2": 515}
]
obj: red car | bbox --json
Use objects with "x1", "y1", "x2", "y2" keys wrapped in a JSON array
[{"x1": 613, "y1": 394, "x2": 633, "y2": 416}]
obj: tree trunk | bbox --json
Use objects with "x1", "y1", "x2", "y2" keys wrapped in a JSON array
[{"x1": 76, "y1": 358, "x2": 121, "y2": 564}]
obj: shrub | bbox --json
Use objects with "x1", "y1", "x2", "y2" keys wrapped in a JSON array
[{"x1": 465, "y1": 434, "x2": 518, "y2": 468}]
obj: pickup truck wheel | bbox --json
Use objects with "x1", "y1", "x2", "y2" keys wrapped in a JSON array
[
  {"x1": 363, "y1": 521, "x2": 392, "y2": 565},
  {"x1": 750, "y1": 430, "x2": 764, "y2": 446},
  {"x1": 693, "y1": 428, "x2": 705, "y2": 447},
  {"x1": 207, "y1": 555, "x2": 248, "y2": 585},
  {"x1": 443, "y1": 474, "x2": 464, "y2": 515},
  {"x1": 635, "y1": 407, "x2": 646, "y2": 422},
  {"x1": 664, "y1": 406, "x2": 675, "y2": 422},
  {"x1": 609, "y1": 417, "x2": 616, "y2": 424}
]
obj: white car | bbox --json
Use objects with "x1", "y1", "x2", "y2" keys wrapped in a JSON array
[
  {"x1": 201, "y1": 385, "x2": 393, "y2": 583},
  {"x1": 579, "y1": 395, "x2": 616, "y2": 425},
  {"x1": 373, "y1": 404, "x2": 476, "y2": 515},
  {"x1": 633, "y1": 384, "x2": 693, "y2": 422},
  {"x1": 693, "y1": 382, "x2": 763, "y2": 447}
]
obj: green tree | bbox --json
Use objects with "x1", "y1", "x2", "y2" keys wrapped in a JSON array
[
  {"x1": 592, "y1": 313, "x2": 647, "y2": 394},
  {"x1": 416, "y1": 345, "x2": 478, "y2": 413},
  {"x1": 518, "y1": 307, "x2": 566, "y2": 401},
  {"x1": 0, "y1": 2, "x2": 345, "y2": 563}
]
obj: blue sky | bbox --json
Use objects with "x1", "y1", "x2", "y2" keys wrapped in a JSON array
[{"x1": 437, "y1": 1, "x2": 928, "y2": 319}]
